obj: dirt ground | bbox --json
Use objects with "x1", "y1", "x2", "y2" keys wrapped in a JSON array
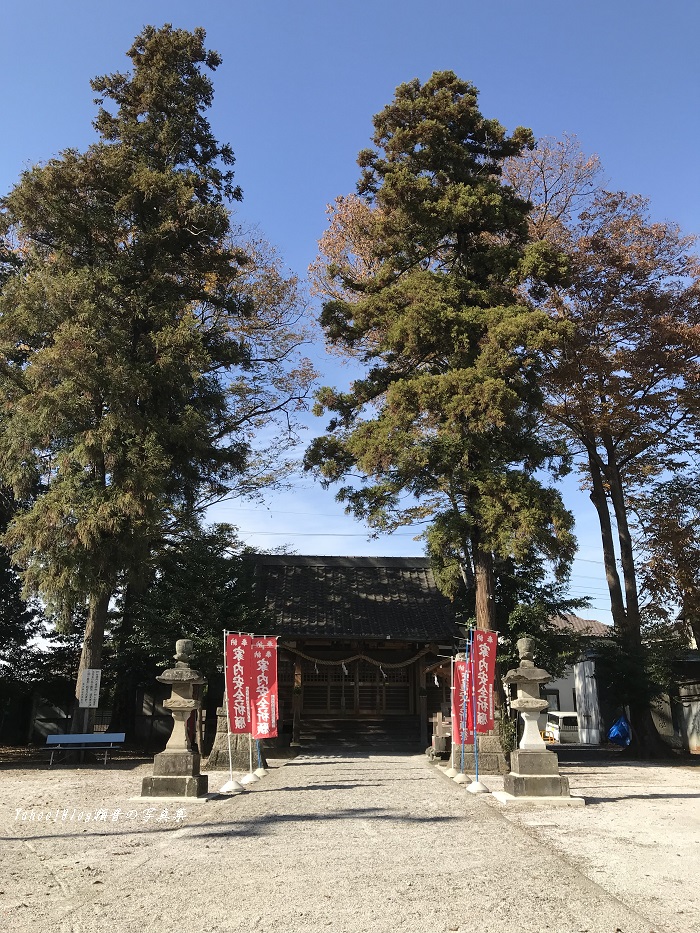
[
  {"x1": 0, "y1": 745, "x2": 698, "y2": 933},
  {"x1": 472, "y1": 752, "x2": 700, "y2": 933}
]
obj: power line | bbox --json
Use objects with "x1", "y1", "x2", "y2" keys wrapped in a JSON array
[
  {"x1": 214, "y1": 506, "x2": 349, "y2": 517},
  {"x1": 235, "y1": 530, "x2": 418, "y2": 537}
]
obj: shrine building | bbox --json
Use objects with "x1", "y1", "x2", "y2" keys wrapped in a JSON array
[{"x1": 249, "y1": 555, "x2": 462, "y2": 748}]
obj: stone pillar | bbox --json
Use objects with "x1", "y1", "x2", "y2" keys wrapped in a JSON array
[
  {"x1": 205, "y1": 695, "x2": 268, "y2": 771},
  {"x1": 141, "y1": 639, "x2": 208, "y2": 798},
  {"x1": 204, "y1": 694, "x2": 233, "y2": 771},
  {"x1": 502, "y1": 638, "x2": 580, "y2": 802}
]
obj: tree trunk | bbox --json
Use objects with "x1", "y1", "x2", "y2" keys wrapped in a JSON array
[
  {"x1": 602, "y1": 443, "x2": 642, "y2": 639},
  {"x1": 586, "y1": 451, "x2": 627, "y2": 628},
  {"x1": 472, "y1": 540, "x2": 496, "y2": 631},
  {"x1": 458, "y1": 537, "x2": 475, "y2": 591},
  {"x1": 108, "y1": 668, "x2": 139, "y2": 742},
  {"x1": 626, "y1": 700, "x2": 676, "y2": 759},
  {"x1": 587, "y1": 446, "x2": 673, "y2": 759},
  {"x1": 108, "y1": 584, "x2": 138, "y2": 741},
  {"x1": 686, "y1": 612, "x2": 700, "y2": 653},
  {"x1": 71, "y1": 590, "x2": 111, "y2": 734}
]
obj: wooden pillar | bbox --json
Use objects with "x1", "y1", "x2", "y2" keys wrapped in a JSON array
[
  {"x1": 291, "y1": 658, "x2": 302, "y2": 747},
  {"x1": 353, "y1": 660, "x2": 360, "y2": 716},
  {"x1": 418, "y1": 662, "x2": 428, "y2": 749}
]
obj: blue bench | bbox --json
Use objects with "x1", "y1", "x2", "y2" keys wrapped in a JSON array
[{"x1": 45, "y1": 733, "x2": 126, "y2": 767}]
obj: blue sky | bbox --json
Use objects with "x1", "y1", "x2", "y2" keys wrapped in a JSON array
[{"x1": 3, "y1": 2, "x2": 699, "y2": 623}]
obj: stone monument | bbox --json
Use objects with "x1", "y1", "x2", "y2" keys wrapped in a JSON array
[
  {"x1": 141, "y1": 639, "x2": 208, "y2": 799},
  {"x1": 499, "y1": 637, "x2": 583, "y2": 805}
]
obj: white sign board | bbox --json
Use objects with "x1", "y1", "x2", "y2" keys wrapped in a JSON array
[{"x1": 79, "y1": 669, "x2": 102, "y2": 708}]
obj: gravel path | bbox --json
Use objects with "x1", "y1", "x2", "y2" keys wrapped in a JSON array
[{"x1": 1, "y1": 748, "x2": 695, "y2": 933}]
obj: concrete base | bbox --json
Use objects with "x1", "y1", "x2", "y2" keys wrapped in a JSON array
[
  {"x1": 504, "y1": 749, "x2": 572, "y2": 798},
  {"x1": 504, "y1": 773, "x2": 572, "y2": 797},
  {"x1": 141, "y1": 774, "x2": 208, "y2": 798},
  {"x1": 492, "y1": 791, "x2": 585, "y2": 807},
  {"x1": 142, "y1": 747, "x2": 208, "y2": 799},
  {"x1": 239, "y1": 772, "x2": 260, "y2": 785},
  {"x1": 152, "y1": 750, "x2": 201, "y2": 777},
  {"x1": 452, "y1": 734, "x2": 508, "y2": 774},
  {"x1": 467, "y1": 781, "x2": 490, "y2": 795},
  {"x1": 131, "y1": 792, "x2": 215, "y2": 804},
  {"x1": 510, "y1": 749, "x2": 560, "y2": 775},
  {"x1": 453, "y1": 772, "x2": 468, "y2": 784},
  {"x1": 219, "y1": 779, "x2": 245, "y2": 794}
]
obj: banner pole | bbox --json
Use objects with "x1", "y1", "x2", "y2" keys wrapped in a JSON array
[
  {"x1": 219, "y1": 630, "x2": 245, "y2": 795},
  {"x1": 471, "y1": 629, "x2": 479, "y2": 784},
  {"x1": 241, "y1": 731, "x2": 260, "y2": 785},
  {"x1": 445, "y1": 656, "x2": 457, "y2": 777},
  {"x1": 255, "y1": 738, "x2": 267, "y2": 777},
  {"x1": 227, "y1": 730, "x2": 234, "y2": 785},
  {"x1": 467, "y1": 629, "x2": 489, "y2": 795}
]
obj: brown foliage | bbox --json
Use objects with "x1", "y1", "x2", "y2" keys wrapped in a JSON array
[{"x1": 503, "y1": 133, "x2": 604, "y2": 244}]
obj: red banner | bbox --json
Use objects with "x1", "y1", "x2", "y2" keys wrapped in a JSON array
[
  {"x1": 224, "y1": 634, "x2": 279, "y2": 738},
  {"x1": 225, "y1": 634, "x2": 252, "y2": 733},
  {"x1": 451, "y1": 659, "x2": 473, "y2": 746},
  {"x1": 250, "y1": 637, "x2": 278, "y2": 739},
  {"x1": 472, "y1": 629, "x2": 497, "y2": 733}
]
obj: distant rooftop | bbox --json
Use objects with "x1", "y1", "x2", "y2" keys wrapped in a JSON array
[
  {"x1": 250, "y1": 555, "x2": 460, "y2": 642},
  {"x1": 551, "y1": 613, "x2": 610, "y2": 637}
]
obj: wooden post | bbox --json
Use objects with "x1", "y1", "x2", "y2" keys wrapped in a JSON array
[
  {"x1": 291, "y1": 658, "x2": 302, "y2": 747},
  {"x1": 353, "y1": 660, "x2": 360, "y2": 715},
  {"x1": 418, "y1": 661, "x2": 428, "y2": 749}
]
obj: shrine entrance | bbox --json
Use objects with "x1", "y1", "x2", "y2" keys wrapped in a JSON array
[
  {"x1": 300, "y1": 659, "x2": 412, "y2": 716},
  {"x1": 278, "y1": 649, "x2": 420, "y2": 718}
]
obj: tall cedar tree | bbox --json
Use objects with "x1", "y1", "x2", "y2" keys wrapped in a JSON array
[
  {"x1": 507, "y1": 138, "x2": 700, "y2": 755},
  {"x1": 306, "y1": 72, "x2": 575, "y2": 631},
  {"x1": 0, "y1": 26, "x2": 311, "y2": 732}
]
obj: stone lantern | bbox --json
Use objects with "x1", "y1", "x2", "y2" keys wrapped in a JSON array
[
  {"x1": 141, "y1": 639, "x2": 208, "y2": 798},
  {"x1": 501, "y1": 637, "x2": 580, "y2": 802}
]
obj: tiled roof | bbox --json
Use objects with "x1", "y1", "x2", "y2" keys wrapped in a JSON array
[
  {"x1": 551, "y1": 613, "x2": 610, "y2": 636},
  {"x1": 250, "y1": 555, "x2": 460, "y2": 642}
]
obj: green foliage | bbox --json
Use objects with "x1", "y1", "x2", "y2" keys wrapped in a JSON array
[
  {"x1": 91, "y1": 25, "x2": 240, "y2": 202},
  {"x1": 307, "y1": 72, "x2": 575, "y2": 627},
  {"x1": 0, "y1": 489, "x2": 45, "y2": 682},
  {"x1": 498, "y1": 712, "x2": 518, "y2": 757},
  {"x1": 499, "y1": 601, "x2": 587, "y2": 681},
  {"x1": 594, "y1": 618, "x2": 689, "y2": 711},
  {"x1": 2, "y1": 629, "x2": 83, "y2": 696},
  {"x1": 0, "y1": 25, "x2": 311, "y2": 632},
  {"x1": 113, "y1": 524, "x2": 266, "y2": 687}
]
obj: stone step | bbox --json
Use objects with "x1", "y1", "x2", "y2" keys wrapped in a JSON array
[{"x1": 299, "y1": 716, "x2": 421, "y2": 751}]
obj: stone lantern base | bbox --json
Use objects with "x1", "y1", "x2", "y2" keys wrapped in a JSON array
[
  {"x1": 504, "y1": 749, "x2": 571, "y2": 798},
  {"x1": 141, "y1": 750, "x2": 208, "y2": 798}
]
